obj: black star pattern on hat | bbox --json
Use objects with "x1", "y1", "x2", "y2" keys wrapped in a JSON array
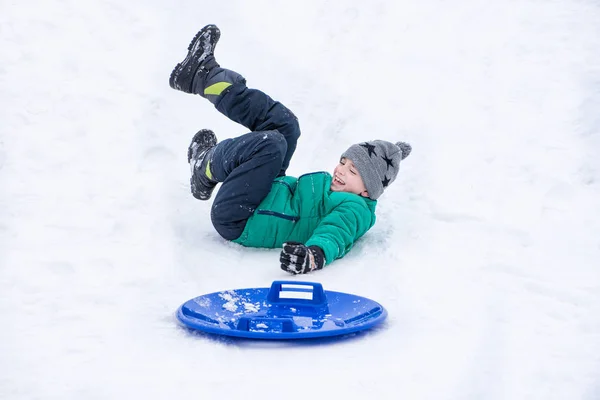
[
  {"x1": 360, "y1": 142, "x2": 377, "y2": 157},
  {"x1": 382, "y1": 154, "x2": 394, "y2": 170},
  {"x1": 382, "y1": 175, "x2": 390, "y2": 188}
]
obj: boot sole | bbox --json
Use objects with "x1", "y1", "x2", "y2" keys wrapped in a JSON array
[
  {"x1": 189, "y1": 130, "x2": 218, "y2": 201},
  {"x1": 188, "y1": 129, "x2": 218, "y2": 163},
  {"x1": 169, "y1": 25, "x2": 221, "y2": 92}
]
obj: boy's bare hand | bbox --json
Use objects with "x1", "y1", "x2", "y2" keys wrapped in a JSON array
[{"x1": 280, "y1": 242, "x2": 325, "y2": 274}]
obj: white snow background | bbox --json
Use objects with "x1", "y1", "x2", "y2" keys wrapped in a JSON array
[{"x1": 1, "y1": 0, "x2": 600, "y2": 399}]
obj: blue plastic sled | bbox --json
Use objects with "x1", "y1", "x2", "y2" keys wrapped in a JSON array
[{"x1": 177, "y1": 281, "x2": 387, "y2": 339}]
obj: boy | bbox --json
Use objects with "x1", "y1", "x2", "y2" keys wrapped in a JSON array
[{"x1": 169, "y1": 25, "x2": 411, "y2": 274}]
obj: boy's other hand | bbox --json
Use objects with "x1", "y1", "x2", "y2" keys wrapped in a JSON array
[{"x1": 280, "y1": 242, "x2": 325, "y2": 274}]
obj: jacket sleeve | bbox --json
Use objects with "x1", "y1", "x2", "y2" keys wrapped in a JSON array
[{"x1": 305, "y1": 199, "x2": 375, "y2": 265}]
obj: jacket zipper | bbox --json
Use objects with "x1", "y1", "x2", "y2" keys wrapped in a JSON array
[{"x1": 256, "y1": 210, "x2": 299, "y2": 222}]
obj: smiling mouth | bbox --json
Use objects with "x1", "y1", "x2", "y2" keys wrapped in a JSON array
[{"x1": 334, "y1": 175, "x2": 345, "y2": 185}]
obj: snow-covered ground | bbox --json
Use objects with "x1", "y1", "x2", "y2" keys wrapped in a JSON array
[{"x1": 2, "y1": 0, "x2": 600, "y2": 399}]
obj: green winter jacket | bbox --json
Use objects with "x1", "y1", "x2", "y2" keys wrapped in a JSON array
[{"x1": 232, "y1": 172, "x2": 377, "y2": 264}]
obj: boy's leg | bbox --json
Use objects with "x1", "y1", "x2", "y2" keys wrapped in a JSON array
[
  {"x1": 170, "y1": 25, "x2": 298, "y2": 239},
  {"x1": 208, "y1": 130, "x2": 287, "y2": 240},
  {"x1": 194, "y1": 66, "x2": 299, "y2": 176},
  {"x1": 208, "y1": 80, "x2": 300, "y2": 176},
  {"x1": 170, "y1": 25, "x2": 300, "y2": 175}
]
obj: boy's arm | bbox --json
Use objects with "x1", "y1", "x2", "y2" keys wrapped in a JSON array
[{"x1": 305, "y1": 200, "x2": 375, "y2": 265}]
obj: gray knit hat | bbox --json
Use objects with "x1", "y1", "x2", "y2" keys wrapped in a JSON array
[{"x1": 340, "y1": 140, "x2": 411, "y2": 200}]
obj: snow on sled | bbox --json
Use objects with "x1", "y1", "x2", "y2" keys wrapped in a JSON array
[{"x1": 176, "y1": 280, "x2": 387, "y2": 339}]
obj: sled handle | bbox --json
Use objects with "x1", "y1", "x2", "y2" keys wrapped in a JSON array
[{"x1": 266, "y1": 281, "x2": 327, "y2": 306}]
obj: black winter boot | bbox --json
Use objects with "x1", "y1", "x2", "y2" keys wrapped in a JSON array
[
  {"x1": 169, "y1": 25, "x2": 221, "y2": 94},
  {"x1": 188, "y1": 129, "x2": 218, "y2": 200}
]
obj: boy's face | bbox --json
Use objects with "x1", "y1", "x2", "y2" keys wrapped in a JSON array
[{"x1": 330, "y1": 157, "x2": 369, "y2": 197}]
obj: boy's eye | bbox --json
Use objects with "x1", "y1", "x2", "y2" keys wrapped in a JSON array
[{"x1": 350, "y1": 169, "x2": 356, "y2": 175}]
